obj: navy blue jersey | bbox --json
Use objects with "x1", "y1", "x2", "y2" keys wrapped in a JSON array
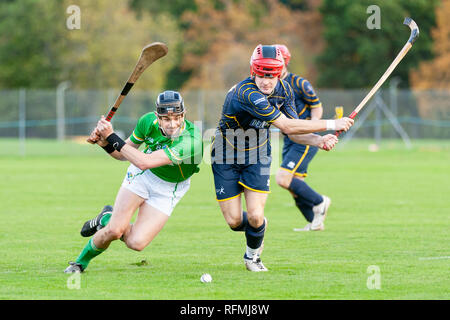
[
  {"x1": 284, "y1": 73, "x2": 322, "y2": 120},
  {"x1": 212, "y1": 77, "x2": 297, "y2": 164},
  {"x1": 218, "y1": 77, "x2": 297, "y2": 131},
  {"x1": 283, "y1": 73, "x2": 322, "y2": 148}
]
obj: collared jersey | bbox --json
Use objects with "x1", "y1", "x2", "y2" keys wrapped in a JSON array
[
  {"x1": 129, "y1": 112, "x2": 203, "y2": 183},
  {"x1": 212, "y1": 77, "x2": 298, "y2": 164},
  {"x1": 218, "y1": 77, "x2": 298, "y2": 131}
]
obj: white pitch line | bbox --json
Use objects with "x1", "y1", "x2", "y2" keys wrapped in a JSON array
[{"x1": 418, "y1": 256, "x2": 450, "y2": 261}]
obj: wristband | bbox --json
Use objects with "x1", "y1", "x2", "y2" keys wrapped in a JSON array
[
  {"x1": 106, "y1": 133, "x2": 126, "y2": 152},
  {"x1": 326, "y1": 120, "x2": 336, "y2": 131},
  {"x1": 102, "y1": 143, "x2": 115, "y2": 154}
]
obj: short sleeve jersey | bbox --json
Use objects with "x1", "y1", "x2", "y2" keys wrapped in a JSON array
[
  {"x1": 129, "y1": 112, "x2": 203, "y2": 183},
  {"x1": 218, "y1": 77, "x2": 298, "y2": 131},
  {"x1": 213, "y1": 77, "x2": 297, "y2": 163},
  {"x1": 284, "y1": 73, "x2": 322, "y2": 120}
]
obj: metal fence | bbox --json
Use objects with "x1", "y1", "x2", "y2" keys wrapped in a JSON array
[{"x1": 1, "y1": 87, "x2": 449, "y2": 143}]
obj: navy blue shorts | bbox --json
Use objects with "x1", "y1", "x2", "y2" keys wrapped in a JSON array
[
  {"x1": 280, "y1": 143, "x2": 318, "y2": 177},
  {"x1": 211, "y1": 162, "x2": 271, "y2": 201}
]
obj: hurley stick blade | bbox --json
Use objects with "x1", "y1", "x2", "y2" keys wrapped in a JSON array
[
  {"x1": 87, "y1": 42, "x2": 168, "y2": 143},
  {"x1": 128, "y1": 42, "x2": 169, "y2": 83}
]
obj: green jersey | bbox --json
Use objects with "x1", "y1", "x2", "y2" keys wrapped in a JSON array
[{"x1": 129, "y1": 112, "x2": 203, "y2": 183}]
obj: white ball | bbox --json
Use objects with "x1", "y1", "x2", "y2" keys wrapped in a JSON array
[
  {"x1": 200, "y1": 273, "x2": 212, "y2": 283},
  {"x1": 368, "y1": 143, "x2": 379, "y2": 152}
]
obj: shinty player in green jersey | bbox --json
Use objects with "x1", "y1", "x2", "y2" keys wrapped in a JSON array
[{"x1": 64, "y1": 90, "x2": 203, "y2": 273}]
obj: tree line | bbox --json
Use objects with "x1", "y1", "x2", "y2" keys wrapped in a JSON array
[{"x1": 0, "y1": 0, "x2": 447, "y2": 90}]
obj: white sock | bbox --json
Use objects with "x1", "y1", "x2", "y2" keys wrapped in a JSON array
[{"x1": 246, "y1": 246, "x2": 259, "y2": 259}]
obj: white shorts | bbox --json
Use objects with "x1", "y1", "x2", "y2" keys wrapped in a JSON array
[{"x1": 121, "y1": 164, "x2": 190, "y2": 216}]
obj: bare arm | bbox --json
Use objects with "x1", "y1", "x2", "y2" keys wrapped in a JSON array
[
  {"x1": 118, "y1": 145, "x2": 172, "y2": 170},
  {"x1": 310, "y1": 106, "x2": 323, "y2": 120},
  {"x1": 288, "y1": 133, "x2": 339, "y2": 151},
  {"x1": 95, "y1": 116, "x2": 172, "y2": 170},
  {"x1": 287, "y1": 133, "x2": 323, "y2": 146},
  {"x1": 272, "y1": 113, "x2": 353, "y2": 135}
]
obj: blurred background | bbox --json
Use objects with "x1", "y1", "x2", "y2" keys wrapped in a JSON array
[{"x1": 0, "y1": 0, "x2": 449, "y2": 155}]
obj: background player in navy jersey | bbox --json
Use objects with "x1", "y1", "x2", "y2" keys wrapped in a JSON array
[
  {"x1": 275, "y1": 44, "x2": 330, "y2": 232},
  {"x1": 211, "y1": 44, "x2": 354, "y2": 271}
]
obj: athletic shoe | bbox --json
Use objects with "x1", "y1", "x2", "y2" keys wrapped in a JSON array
[
  {"x1": 80, "y1": 205, "x2": 113, "y2": 237},
  {"x1": 311, "y1": 196, "x2": 331, "y2": 231},
  {"x1": 244, "y1": 254, "x2": 268, "y2": 272},
  {"x1": 293, "y1": 223, "x2": 312, "y2": 232},
  {"x1": 64, "y1": 261, "x2": 84, "y2": 273}
]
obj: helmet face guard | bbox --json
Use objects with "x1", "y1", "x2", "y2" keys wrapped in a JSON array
[
  {"x1": 156, "y1": 90, "x2": 185, "y2": 116},
  {"x1": 274, "y1": 44, "x2": 291, "y2": 66},
  {"x1": 250, "y1": 45, "x2": 284, "y2": 78}
]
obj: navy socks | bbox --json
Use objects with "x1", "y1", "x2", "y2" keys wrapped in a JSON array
[{"x1": 289, "y1": 178, "x2": 323, "y2": 207}]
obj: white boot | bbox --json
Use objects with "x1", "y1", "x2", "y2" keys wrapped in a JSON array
[{"x1": 311, "y1": 196, "x2": 331, "y2": 231}]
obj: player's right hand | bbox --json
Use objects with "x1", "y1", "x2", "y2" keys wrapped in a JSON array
[
  {"x1": 335, "y1": 117, "x2": 354, "y2": 132},
  {"x1": 88, "y1": 128, "x2": 100, "y2": 144},
  {"x1": 319, "y1": 134, "x2": 338, "y2": 151}
]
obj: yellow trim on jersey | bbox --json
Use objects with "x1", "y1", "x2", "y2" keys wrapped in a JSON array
[
  {"x1": 238, "y1": 181, "x2": 270, "y2": 194},
  {"x1": 253, "y1": 107, "x2": 275, "y2": 117},
  {"x1": 132, "y1": 131, "x2": 144, "y2": 142},
  {"x1": 310, "y1": 102, "x2": 323, "y2": 109},
  {"x1": 237, "y1": 82, "x2": 254, "y2": 97},
  {"x1": 224, "y1": 114, "x2": 242, "y2": 128},
  {"x1": 216, "y1": 193, "x2": 241, "y2": 202},
  {"x1": 303, "y1": 97, "x2": 320, "y2": 103},
  {"x1": 301, "y1": 79, "x2": 316, "y2": 97},
  {"x1": 248, "y1": 91, "x2": 272, "y2": 111},
  {"x1": 167, "y1": 147, "x2": 182, "y2": 161},
  {"x1": 290, "y1": 145, "x2": 310, "y2": 174},
  {"x1": 298, "y1": 105, "x2": 308, "y2": 117},
  {"x1": 240, "y1": 87, "x2": 253, "y2": 101},
  {"x1": 177, "y1": 164, "x2": 185, "y2": 180},
  {"x1": 267, "y1": 112, "x2": 281, "y2": 123}
]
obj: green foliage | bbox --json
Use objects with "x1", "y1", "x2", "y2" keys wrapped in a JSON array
[
  {"x1": 129, "y1": 0, "x2": 197, "y2": 21},
  {"x1": 63, "y1": 0, "x2": 181, "y2": 90},
  {"x1": 280, "y1": 0, "x2": 308, "y2": 10},
  {"x1": 317, "y1": 0, "x2": 439, "y2": 88},
  {"x1": 0, "y1": 0, "x2": 66, "y2": 88}
]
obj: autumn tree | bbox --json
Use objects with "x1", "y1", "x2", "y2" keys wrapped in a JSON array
[
  {"x1": 62, "y1": 0, "x2": 181, "y2": 90},
  {"x1": 410, "y1": 0, "x2": 449, "y2": 121},
  {"x1": 179, "y1": 0, "x2": 324, "y2": 90},
  {"x1": 411, "y1": 0, "x2": 450, "y2": 89}
]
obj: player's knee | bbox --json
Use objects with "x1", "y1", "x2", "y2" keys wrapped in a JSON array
[
  {"x1": 105, "y1": 226, "x2": 126, "y2": 241},
  {"x1": 126, "y1": 239, "x2": 147, "y2": 252},
  {"x1": 247, "y1": 212, "x2": 265, "y2": 228},
  {"x1": 276, "y1": 171, "x2": 292, "y2": 189},
  {"x1": 226, "y1": 216, "x2": 243, "y2": 230}
]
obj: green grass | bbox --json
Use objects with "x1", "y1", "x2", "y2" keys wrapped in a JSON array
[{"x1": 0, "y1": 138, "x2": 449, "y2": 299}]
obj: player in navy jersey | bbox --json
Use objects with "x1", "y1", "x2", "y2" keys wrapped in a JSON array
[
  {"x1": 274, "y1": 44, "x2": 330, "y2": 232},
  {"x1": 211, "y1": 44, "x2": 354, "y2": 271}
]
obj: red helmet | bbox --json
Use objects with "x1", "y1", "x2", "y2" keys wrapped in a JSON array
[
  {"x1": 275, "y1": 44, "x2": 291, "y2": 66},
  {"x1": 250, "y1": 44, "x2": 284, "y2": 78}
]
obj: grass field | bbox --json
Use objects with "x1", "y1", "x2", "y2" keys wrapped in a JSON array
[{"x1": 0, "y1": 138, "x2": 449, "y2": 300}]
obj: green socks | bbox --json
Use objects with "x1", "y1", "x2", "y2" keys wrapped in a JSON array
[
  {"x1": 100, "y1": 213, "x2": 112, "y2": 227},
  {"x1": 75, "y1": 238, "x2": 105, "y2": 270}
]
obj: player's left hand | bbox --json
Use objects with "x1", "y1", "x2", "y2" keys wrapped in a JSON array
[
  {"x1": 319, "y1": 134, "x2": 338, "y2": 151},
  {"x1": 96, "y1": 116, "x2": 114, "y2": 138}
]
